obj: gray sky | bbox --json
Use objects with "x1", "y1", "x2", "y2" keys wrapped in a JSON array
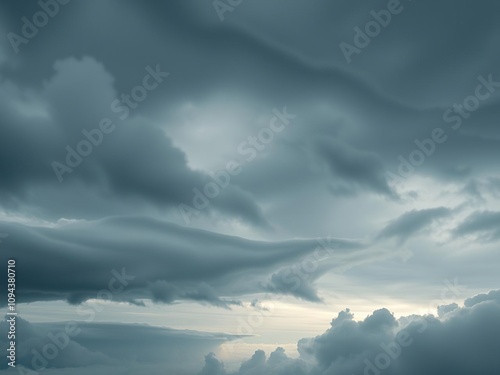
[{"x1": 1, "y1": 0, "x2": 500, "y2": 374}]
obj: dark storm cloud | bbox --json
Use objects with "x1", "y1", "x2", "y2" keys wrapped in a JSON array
[
  {"x1": 437, "y1": 303, "x2": 459, "y2": 318},
  {"x1": 0, "y1": 56, "x2": 268, "y2": 226},
  {"x1": 377, "y1": 207, "x2": 452, "y2": 243},
  {"x1": 0, "y1": 216, "x2": 362, "y2": 307},
  {"x1": 0, "y1": 0, "x2": 499, "y2": 230}
]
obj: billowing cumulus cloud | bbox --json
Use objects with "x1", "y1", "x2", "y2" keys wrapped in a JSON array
[{"x1": 197, "y1": 290, "x2": 500, "y2": 375}]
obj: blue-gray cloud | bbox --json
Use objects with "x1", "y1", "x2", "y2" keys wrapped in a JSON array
[
  {"x1": 377, "y1": 207, "x2": 452, "y2": 243},
  {"x1": 453, "y1": 211, "x2": 500, "y2": 242},
  {"x1": 0, "y1": 216, "x2": 362, "y2": 307}
]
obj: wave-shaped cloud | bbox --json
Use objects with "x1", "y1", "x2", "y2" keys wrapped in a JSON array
[{"x1": 0, "y1": 216, "x2": 362, "y2": 307}]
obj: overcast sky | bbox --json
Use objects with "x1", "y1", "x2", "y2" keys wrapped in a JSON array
[{"x1": 1, "y1": 0, "x2": 500, "y2": 374}]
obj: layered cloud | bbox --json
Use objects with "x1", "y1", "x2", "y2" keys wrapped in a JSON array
[
  {"x1": 2, "y1": 290, "x2": 498, "y2": 375},
  {"x1": 0, "y1": 216, "x2": 362, "y2": 307},
  {"x1": 0, "y1": 317, "x2": 240, "y2": 374}
]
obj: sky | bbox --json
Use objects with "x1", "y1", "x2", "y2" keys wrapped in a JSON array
[{"x1": 1, "y1": 0, "x2": 500, "y2": 374}]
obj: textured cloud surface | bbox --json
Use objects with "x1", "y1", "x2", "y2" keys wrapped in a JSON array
[
  {"x1": 0, "y1": 317, "x2": 240, "y2": 374},
  {"x1": 0, "y1": 217, "x2": 360, "y2": 307},
  {"x1": 197, "y1": 290, "x2": 500, "y2": 375},
  {"x1": 2, "y1": 290, "x2": 499, "y2": 374},
  {"x1": 1, "y1": 0, "x2": 499, "y2": 373}
]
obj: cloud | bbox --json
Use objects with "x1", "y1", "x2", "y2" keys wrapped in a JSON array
[
  {"x1": 453, "y1": 210, "x2": 500, "y2": 242},
  {"x1": 199, "y1": 353, "x2": 228, "y2": 375},
  {"x1": 0, "y1": 216, "x2": 363, "y2": 307},
  {"x1": 1, "y1": 1, "x2": 500, "y2": 374},
  {"x1": 1, "y1": 0, "x2": 500, "y2": 239},
  {"x1": 3, "y1": 290, "x2": 500, "y2": 374},
  {"x1": 198, "y1": 347, "x2": 311, "y2": 375},
  {"x1": 464, "y1": 289, "x2": 500, "y2": 307},
  {"x1": 265, "y1": 268, "x2": 323, "y2": 303},
  {"x1": 0, "y1": 317, "x2": 240, "y2": 373},
  {"x1": 377, "y1": 207, "x2": 452, "y2": 244},
  {"x1": 0, "y1": 56, "x2": 269, "y2": 228},
  {"x1": 314, "y1": 137, "x2": 396, "y2": 198},
  {"x1": 201, "y1": 289, "x2": 500, "y2": 375}
]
